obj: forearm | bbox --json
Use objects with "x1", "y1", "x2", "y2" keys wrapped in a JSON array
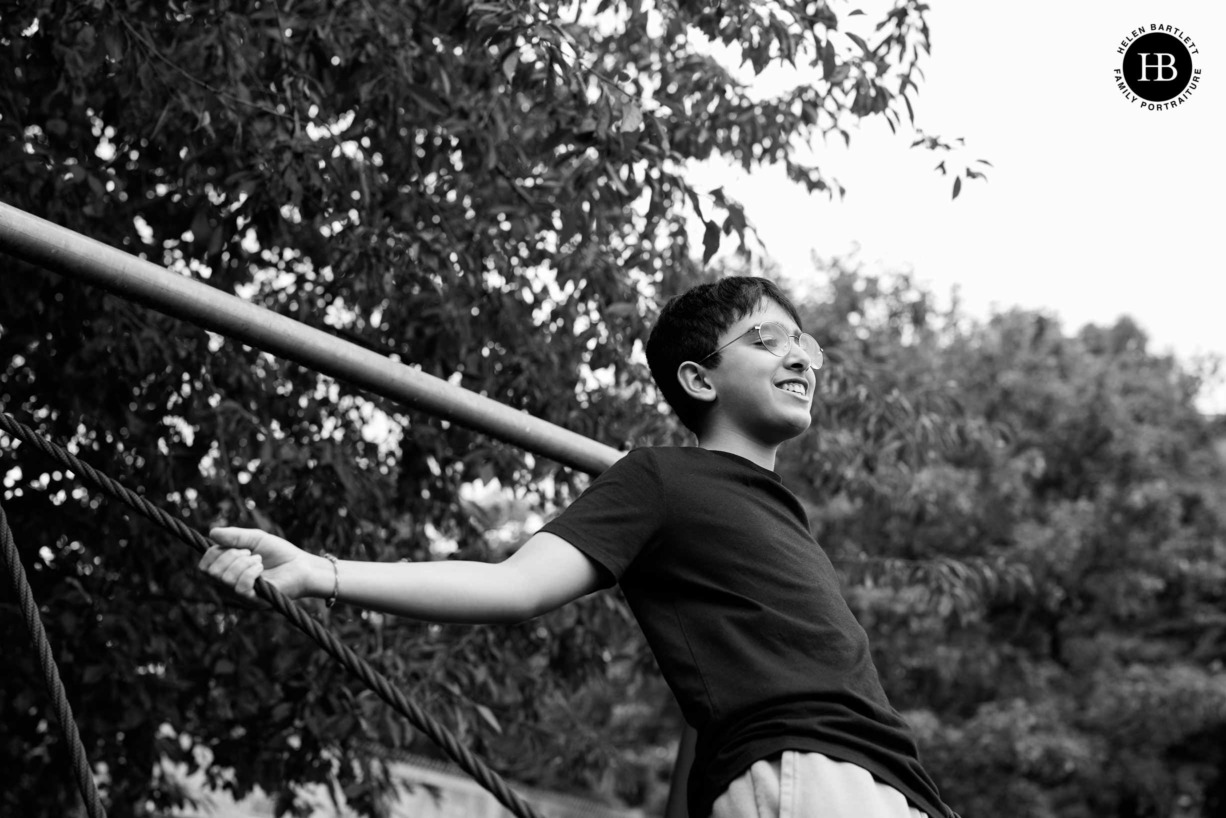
[{"x1": 311, "y1": 556, "x2": 537, "y2": 624}]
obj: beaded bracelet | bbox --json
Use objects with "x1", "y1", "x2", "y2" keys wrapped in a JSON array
[{"x1": 323, "y1": 552, "x2": 340, "y2": 608}]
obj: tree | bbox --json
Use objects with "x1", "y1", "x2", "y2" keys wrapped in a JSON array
[
  {"x1": 777, "y1": 265, "x2": 1226, "y2": 817},
  {"x1": 0, "y1": 1, "x2": 954, "y2": 814}
]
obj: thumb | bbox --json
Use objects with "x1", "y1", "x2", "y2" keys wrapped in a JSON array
[{"x1": 208, "y1": 526, "x2": 267, "y2": 550}]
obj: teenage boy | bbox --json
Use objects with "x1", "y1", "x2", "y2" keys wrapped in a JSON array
[{"x1": 200, "y1": 276, "x2": 957, "y2": 818}]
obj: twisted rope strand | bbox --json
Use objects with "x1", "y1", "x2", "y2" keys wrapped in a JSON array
[
  {"x1": 0, "y1": 501, "x2": 108, "y2": 818},
  {"x1": 0, "y1": 412, "x2": 544, "y2": 818}
]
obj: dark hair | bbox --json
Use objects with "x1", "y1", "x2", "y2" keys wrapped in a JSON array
[{"x1": 646, "y1": 276, "x2": 803, "y2": 435}]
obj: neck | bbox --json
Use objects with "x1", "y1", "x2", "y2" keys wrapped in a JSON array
[{"x1": 696, "y1": 426, "x2": 779, "y2": 471}]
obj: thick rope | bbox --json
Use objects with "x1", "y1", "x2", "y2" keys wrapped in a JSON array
[
  {"x1": 0, "y1": 412, "x2": 544, "y2": 818},
  {"x1": 0, "y1": 501, "x2": 107, "y2": 818}
]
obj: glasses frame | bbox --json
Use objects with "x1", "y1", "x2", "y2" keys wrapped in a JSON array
[{"x1": 696, "y1": 321, "x2": 824, "y2": 370}]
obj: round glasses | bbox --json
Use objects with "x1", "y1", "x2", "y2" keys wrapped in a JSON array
[{"x1": 698, "y1": 321, "x2": 824, "y2": 370}]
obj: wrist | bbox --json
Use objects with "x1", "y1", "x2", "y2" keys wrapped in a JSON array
[
  {"x1": 308, "y1": 553, "x2": 337, "y2": 600},
  {"x1": 322, "y1": 553, "x2": 340, "y2": 608}
]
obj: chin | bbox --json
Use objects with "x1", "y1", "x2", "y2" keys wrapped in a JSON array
[{"x1": 772, "y1": 413, "x2": 812, "y2": 441}]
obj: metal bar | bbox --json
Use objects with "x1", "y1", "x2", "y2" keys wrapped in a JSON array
[{"x1": 0, "y1": 201, "x2": 622, "y2": 475}]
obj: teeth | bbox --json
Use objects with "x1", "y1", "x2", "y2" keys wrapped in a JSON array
[{"x1": 780, "y1": 382, "x2": 806, "y2": 396}]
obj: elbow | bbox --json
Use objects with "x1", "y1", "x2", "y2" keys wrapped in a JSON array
[
  {"x1": 493, "y1": 565, "x2": 550, "y2": 624},
  {"x1": 481, "y1": 608, "x2": 537, "y2": 627},
  {"x1": 473, "y1": 589, "x2": 540, "y2": 626},
  {"x1": 504, "y1": 595, "x2": 546, "y2": 625},
  {"x1": 442, "y1": 602, "x2": 536, "y2": 627}
]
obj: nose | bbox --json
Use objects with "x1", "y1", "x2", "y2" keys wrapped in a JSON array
[{"x1": 783, "y1": 339, "x2": 814, "y2": 371}]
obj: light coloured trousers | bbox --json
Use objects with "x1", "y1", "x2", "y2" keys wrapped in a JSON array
[{"x1": 711, "y1": 752, "x2": 928, "y2": 818}]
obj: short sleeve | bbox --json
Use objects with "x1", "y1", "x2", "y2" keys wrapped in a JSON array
[{"x1": 538, "y1": 449, "x2": 666, "y2": 588}]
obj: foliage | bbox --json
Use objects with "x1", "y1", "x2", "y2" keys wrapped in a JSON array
[{"x1": 0, "y1": 0, "x2": 951, "y2": 815}]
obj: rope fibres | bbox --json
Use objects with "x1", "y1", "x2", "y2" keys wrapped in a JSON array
[
  {"x1": 0, "y1": 501, "x2": 108, "y2": 818},
  {"x1": 0, "y1": 412, "x2": 545, "y2": 818}
]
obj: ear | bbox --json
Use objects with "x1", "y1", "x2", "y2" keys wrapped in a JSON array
[{"x1": 676, "y1": 361, "x2": 718, "y2": 404}]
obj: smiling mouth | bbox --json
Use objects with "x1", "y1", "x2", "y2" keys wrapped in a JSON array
[{"x1": 777, "y1": 381, "x2": 808, "y2": 397}]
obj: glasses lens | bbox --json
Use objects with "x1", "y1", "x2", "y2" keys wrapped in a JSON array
[
  {"x1": 799, "y1": 333, "x2": 822, "y2": 365},
  {"x1": 757, "y1": 322, "x2": 789, "y2": 356},
  {"x1": 758, "y1": 323, "x2": 824, "y2": 369}
]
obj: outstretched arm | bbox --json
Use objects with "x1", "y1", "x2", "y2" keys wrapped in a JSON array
[{"x1": 199, "y1": 527, "x2": 603, "y2": 624}]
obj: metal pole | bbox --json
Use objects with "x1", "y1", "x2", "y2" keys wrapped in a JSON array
[{"x1": 0, "y1": 202, "x2": 622, "y2": 475}]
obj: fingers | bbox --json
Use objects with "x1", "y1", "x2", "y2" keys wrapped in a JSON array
[
  {"x1": 198, "y1": 545, "x2": 263, "y2": 600},
  {"x1": 234, "y1": 556, "x2": 264, "y2": 599}
]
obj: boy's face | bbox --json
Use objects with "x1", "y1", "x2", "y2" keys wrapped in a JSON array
[{"x1": 700, "y1": 299, "x2": 816, "y2": 444}]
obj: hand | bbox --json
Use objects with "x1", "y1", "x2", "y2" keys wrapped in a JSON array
[{"x1": 198, "y1": 527, "x2": 323, "y2": 604}]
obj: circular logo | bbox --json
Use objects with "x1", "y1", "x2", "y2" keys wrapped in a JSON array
[
  {"x1": 1122, "y1": 33, "x2": 1193, "y2": 101},
  {"x1": 1114, "y1": 25, "x2": 1202, "y2": 110}
]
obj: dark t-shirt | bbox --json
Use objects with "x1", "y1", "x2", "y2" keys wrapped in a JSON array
[{"x1": 540, "y1": 447, "x2": 953, "y2": 818}]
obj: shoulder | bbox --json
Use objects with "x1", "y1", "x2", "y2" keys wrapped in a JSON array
[
  {"x1": 607, "y1": 445, "x2": 677, "y2": 469},
  {"x1": 606, "y1": 446, "x2": 707, "y2": 479},
  {"x1": 600, "y1": 446, "x2": 664, "y2": 481},
  {"x1": 588, "y1": 447, "x2": 717, "y2": 497}
]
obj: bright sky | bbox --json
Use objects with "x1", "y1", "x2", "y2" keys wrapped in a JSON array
[{"x1": 693, "y1": 0, "x2": 1225, "y2": 412}]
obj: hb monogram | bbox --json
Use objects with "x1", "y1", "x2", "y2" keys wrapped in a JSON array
[{"x1": 1136, "y1": 53, "x2": 1178, "y2": 82}]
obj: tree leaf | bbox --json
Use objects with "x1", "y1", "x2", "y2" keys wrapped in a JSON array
[
  {"x1": 475, "y1": 704, "x2": 502, "y2": 734},
  {"x1": 702, "y1": 220, "x2": 721, "y2": 264},
  {"x1": 501, "y1": 49, "x2": 520, "y2": 83},
  {"x1": 847, "y1": 32, "x2": 871, "y2": 54},
  {"x1": 619, "y1": 100, "x2": 643, "y2": 132}
]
